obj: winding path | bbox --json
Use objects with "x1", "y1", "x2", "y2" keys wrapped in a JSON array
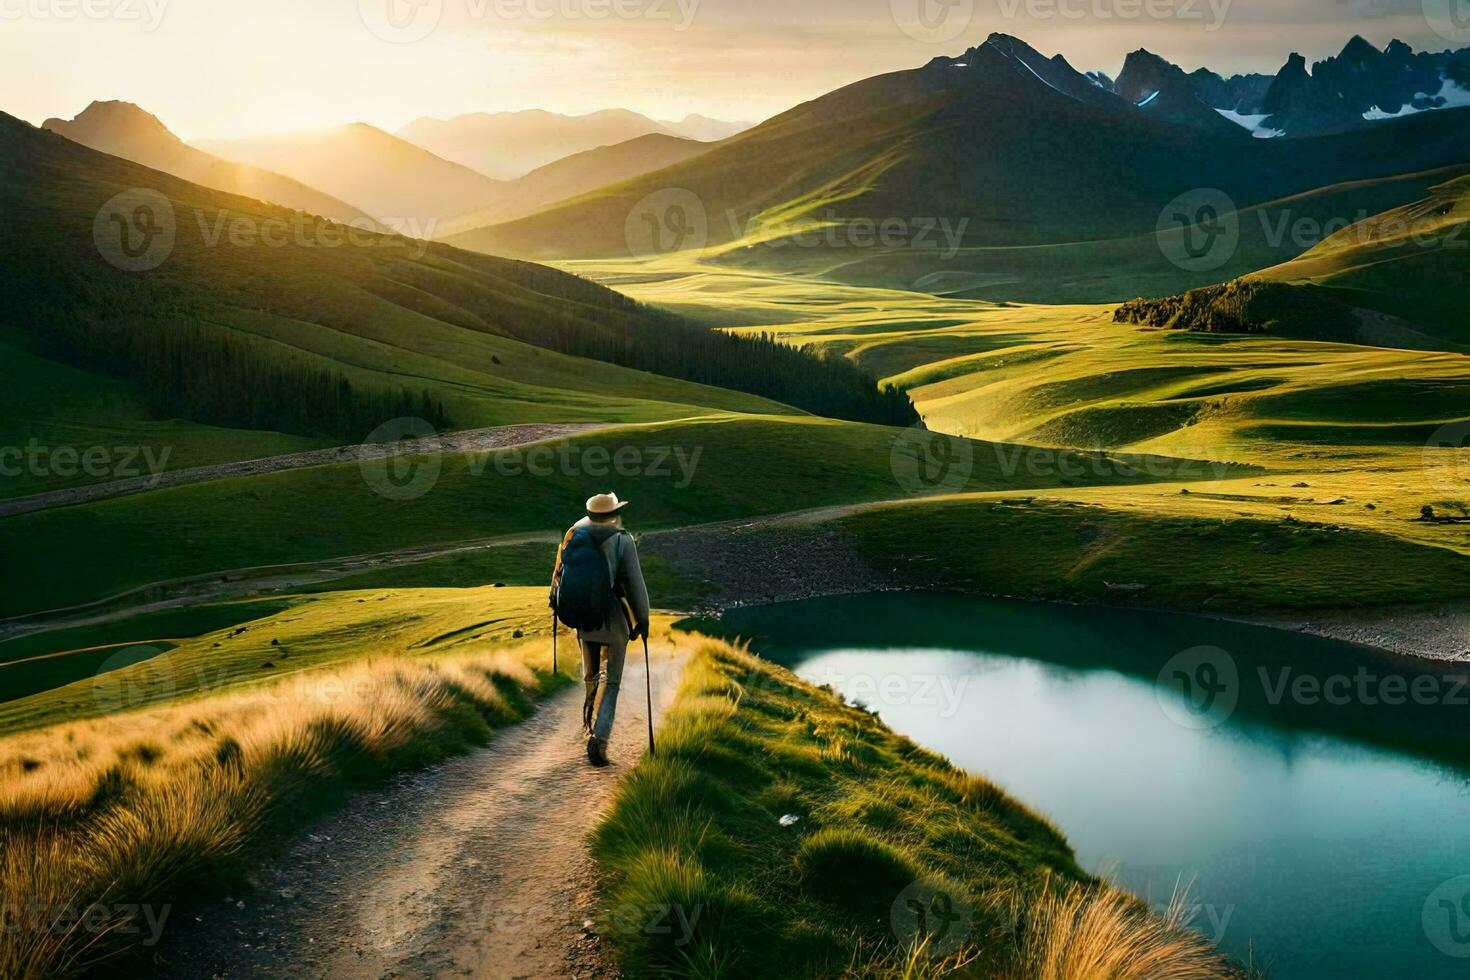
[
  {"x1": 0, "y1": 423, "x2": 603, "y2": 518},
  {"x1": 157, "y1": 648, "x2": 684, "y2": 979}
]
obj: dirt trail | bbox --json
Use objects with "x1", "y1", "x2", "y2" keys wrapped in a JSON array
[
  {"x1": 0, "y1": 423, "x2": 603, "y2": 519},
  {"x1": 157, "y1": 650, "x2": 684, "y2": 979}
]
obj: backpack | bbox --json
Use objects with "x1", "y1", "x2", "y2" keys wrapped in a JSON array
[{"x1": 553, "y1": 528, "x2": 624, "y2": 631}]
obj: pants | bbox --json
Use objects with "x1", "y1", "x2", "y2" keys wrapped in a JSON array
[{"x1": 580, "y1": 637, "x2": 627, "y2": 743}]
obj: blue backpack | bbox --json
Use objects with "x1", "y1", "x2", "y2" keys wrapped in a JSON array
[{"x1": 553, "y1": 528, "x2": 624, "y2": 631}]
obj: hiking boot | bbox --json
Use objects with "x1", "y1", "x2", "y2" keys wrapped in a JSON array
[{"x1": 585, "y1": 735, "x2": 609, "y2": 767}]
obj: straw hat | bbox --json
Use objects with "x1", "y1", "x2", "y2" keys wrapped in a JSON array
[{"x1": 586, "y1": 492, "x2": 630, "y2": 516}]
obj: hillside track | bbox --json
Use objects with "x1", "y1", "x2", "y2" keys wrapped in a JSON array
[{"x1": 156, "y1": 648, "x2": 684, "y2": 979}]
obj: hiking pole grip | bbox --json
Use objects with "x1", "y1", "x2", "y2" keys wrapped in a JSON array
[{"x1": 643, "y1": 632, "x2": 656, "y2": 756}]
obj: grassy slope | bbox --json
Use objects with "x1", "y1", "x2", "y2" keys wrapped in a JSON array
[
  {"x1": 1251, "y1": 173, "x2": 1470, "y2": 343},
  {"x1": 0, "y1": 589, "x2": 567, "y2": 978},
  {"x1": 0, "y1": 588, "x2": 552, "y2": 736},
  {"x1": 708, "y1": 165, "x2": 1468, "y2": 305},
  {"x1": 0, "y1": 112, "x2": 795, "y2": 497},
  {"x1": 0, "y1": 416, "x2": 1218, "y2": 618},
  {"x1": 448, "y1": 48, "x2": 1470, "y2": 301},
  {"x1": 593, "y1": 635, "x2": 1235, "y2": 977},
  {"x1": 838, "y1": 496, "x2": 1470, "y2": 610},
  {"x1": 596, "y1": 267, "x2": 1470, "y2": 573},
  {"x1": 0, "y1": 331, "x2": 327, "y2": 499}
]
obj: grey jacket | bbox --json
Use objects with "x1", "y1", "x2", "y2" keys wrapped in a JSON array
[{"x1": 552, "y1": 517, "x2": 651, "y2": 645}]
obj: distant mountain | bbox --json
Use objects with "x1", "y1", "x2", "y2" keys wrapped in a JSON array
[
  {"x1": 195, "y1": 124, "x2": 505, "y2": 232},
  {"x1": 436, "y1": 133, "x2": 713, "y2": 236},
  {"x1": 396, "y1": 108, "x2": 745, "y2": 179},
  {"x1": 1121, "y1": 37, "x2": 1470, "y2": 138},
  {"x1": 42, "y1": 101, "x2": 377, "y2": 227},
  {"x1": 1258, "y1": 37, "x2": 1470, "y2": 136},
  {"x1": 398, "y1": 109, "x2": 672, "y2": 179},
  {"x1": 448, "y1": 32, "x2": 1470, "y2": 266},
  {"x1": 1112, "y1": 49, "x2": 1243, "y2": 136},
  {"x1": 658, "y1": 114, "x2": 754, "y2": 142}
]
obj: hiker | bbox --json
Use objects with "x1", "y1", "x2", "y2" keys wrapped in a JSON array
[{"x1": 549, "y1": 492, "x2": 651, "y2": 766}]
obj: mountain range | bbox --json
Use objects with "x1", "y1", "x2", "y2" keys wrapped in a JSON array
[
  {"x1": 448, "y1": 33, "x2": 1470, "y2": 268},
  {"x1": 44, "y1": 103, "x2": 723, "y2": 235},
  {"x1": 396, "y1": 108, "x2": 751, "y2": 179},
  {"x1": 1102, "y1": 35, "x2": 1470, "y2": 138},
  {"x1": 41, "y1": 102, "x2": 378, "y2": 228},
  {"x1": 194, "y1": 123, "x2": 506, "y2": 233}
]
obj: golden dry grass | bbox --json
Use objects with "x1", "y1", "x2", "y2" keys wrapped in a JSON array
[{"x1": 0, "y1": 640, "x2": 559, "y2": 978}]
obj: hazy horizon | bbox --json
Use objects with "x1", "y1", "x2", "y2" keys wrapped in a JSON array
[{"x1": 6, "y1": 0, "x2": 1463, "y2": 142}]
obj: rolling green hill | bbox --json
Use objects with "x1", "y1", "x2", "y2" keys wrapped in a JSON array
[
  {"x1": 447, "y1": 34, "x2": 1470, "y2": 290},
  {"x1": 1250, "y1": 172, "x2": 1470, "y2": 343},
  {"x1": 1110, "y1": 173, "x2": 1470, "y2": 347},
  {"x1": 434, "y1": 133, "x2": 714, "y2": 235},
  {"x1": 0, "y1": 110, "x2": 920, "y2": 496}
]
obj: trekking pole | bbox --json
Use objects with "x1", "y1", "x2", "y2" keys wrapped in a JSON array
[
  {"x1": 551, "y1": 611, "x2": 558, "y2": 676},
  {"x1": 643, "y1": 631, "x2": 656, "y2": 756}
]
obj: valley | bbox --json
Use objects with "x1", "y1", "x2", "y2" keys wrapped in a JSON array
[{"x1": 4, "y1": 21, "x2": 1470, "y2": 980}]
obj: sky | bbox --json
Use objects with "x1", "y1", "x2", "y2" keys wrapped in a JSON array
[{"x1": 3, "y1": 0, "x2": 1462, "y2": 139}]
